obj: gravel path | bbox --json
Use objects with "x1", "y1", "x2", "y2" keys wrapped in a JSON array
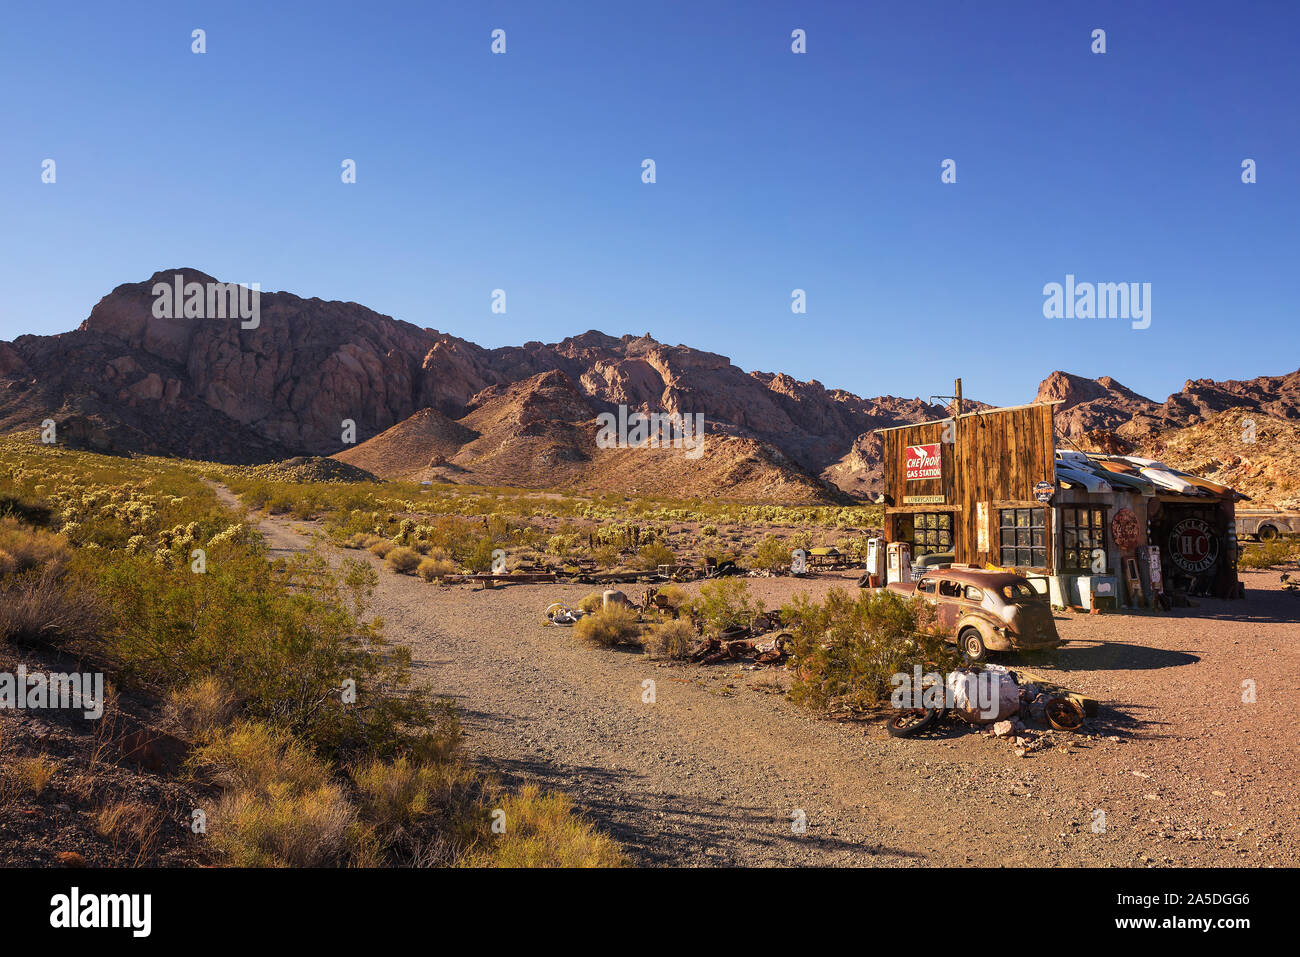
[{"x1": 216, "y1": 485, "x2": 1300, "y2": 867}]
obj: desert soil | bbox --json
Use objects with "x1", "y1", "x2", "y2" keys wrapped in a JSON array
[{"x1": 217, "y1": 485, "x2": 1300, "y2": 867}]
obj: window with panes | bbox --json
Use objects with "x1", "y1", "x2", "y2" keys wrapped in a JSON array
[{"x1": 999, "y1": 507, "x2": 1047, "y2": 568}]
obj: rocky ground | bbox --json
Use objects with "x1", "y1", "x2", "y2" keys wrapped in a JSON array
[{"x1": 224, "y1": 485, "x2": 1300, "y2": 867}]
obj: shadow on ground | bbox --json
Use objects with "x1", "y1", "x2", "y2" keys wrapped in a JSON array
[{"x1": 475, "y1": 752, "x2": 922, "y2": 866}]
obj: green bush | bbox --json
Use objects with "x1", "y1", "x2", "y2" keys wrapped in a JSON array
[
  {"x1": 1239, "y1": 539, "x2": 1299, "y2": 569},
  {"x1": 690, "y1": 578, "x2": 763, "y2": 636},
  {"x1": 636, "y1": 541, "x2": 676, "y2": 571},
  {"x1": 752, "y1": 535, "x2": 791, "y2": 572},
  {"x1": 782, "y1": 587, "x2": 955, "y2": 713}
]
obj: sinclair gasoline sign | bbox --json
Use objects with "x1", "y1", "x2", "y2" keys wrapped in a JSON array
[
  {"x1": 1169, "y1": 518, "x2": 1219, "y2": 573},
  {"x1": 905, "y1": 444, "x2": 941, "y2": 481}
]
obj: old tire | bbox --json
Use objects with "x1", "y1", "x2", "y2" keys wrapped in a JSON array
[
  {"x1": 1046, "y1": 697, "x2": 1085, "y2": 732},
  {"x1": 959, "y1": 628, "x2": 987, "y2": 663},
  {"x1": 1259, "y1": 524, "x2": 1280, "y2": 542},
  {"x1": 887, "y1": 708, "x2": 940, "y2": 738}
]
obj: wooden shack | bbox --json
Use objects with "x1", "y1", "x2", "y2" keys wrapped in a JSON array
[{"x1": 877, "y1": 400, "x2": 1242, "y2": 607}]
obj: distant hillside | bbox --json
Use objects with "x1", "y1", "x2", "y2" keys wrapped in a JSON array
[
  {"x1": 332, "y1": 370, "x2": 845, "y2": 503},
  {"x1": 1, "y1": 268, "x2": 1296, "y2": 503}
]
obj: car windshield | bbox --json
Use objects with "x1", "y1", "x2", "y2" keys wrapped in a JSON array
[{"x1": 1000, "y1": 582, "x2": 1041, "y2": 602}]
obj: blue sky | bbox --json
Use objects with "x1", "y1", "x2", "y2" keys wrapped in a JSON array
[{"x1": 2, "y1": 0, "x2": 1296, "y2": 407}]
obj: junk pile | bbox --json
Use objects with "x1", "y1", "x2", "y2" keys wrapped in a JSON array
[
  {"x1": 471, "y1": 557, "x2": 751, "y2": 589},
  {"x1": 541, "y1": 591, "x2": 793, "y2": 667},
  {"x1": 888, "y1": 664, "x2": 1097, "y2": 755},
  {"x1": 686, "y1": 611, "x2": 792, "y2": 666}
]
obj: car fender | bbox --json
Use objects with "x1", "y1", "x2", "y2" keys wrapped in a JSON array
[{"x1": 956, "y1": 612, "x2": 1011, "y2": 651}]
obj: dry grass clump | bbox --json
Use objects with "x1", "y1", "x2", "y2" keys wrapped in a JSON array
[
  {"x1": 95, "y1": 800, "x2": 164, "y2": 862},
  {"x1": 573, "y1": 604, "x2": 641, "y2": 647},
  {"x1": 0, "y1": 518, "x2": 71, "y2": 578},
  {"x1": 641, "y1": 619, "x2": 696, "y2": 659},
  {"x1": 0, "y1": 568, "x2": 105, "y2": 646},
  {"x1": 463, "y1": 785, "x2": 624, "y2": 868},
  {"x1": 367, "y1": 538, "x2": 396, "y2": 558},
  {"x1": 166, "y1": 676, "x2": 238, "y2": 740},
  {"x1": 343, "y1": 532, "x2": 383, "y2": 550},
  {"x1": 3, "y1": 754, "x2": 57, "y2": 797},
  {"x1": 190, "y1": 722, "x2": 355, "y2": 867},
  {"x1": 417, "y1": 557, "x2": 457, "y2": 581},
  {"x1": 576, "y1": 591, "x2": 605, "y2": 613},
  {"x1": 384, "y1": 546, "x2": 422, "y2": 574}
]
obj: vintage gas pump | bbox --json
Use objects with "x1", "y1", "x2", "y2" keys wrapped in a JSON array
[
  {"x1": 886, "y1": 541, "x2": 912, "y2": 586},
  {"x1": 865, "y1": 537, "x2": 885, "y2": 588},
  {"x1": 1137, "y1": 544, "x2": 1163, "y2": 608}
]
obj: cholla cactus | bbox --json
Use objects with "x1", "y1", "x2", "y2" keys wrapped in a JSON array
[
  {"x1": 207, "y1": 523, "x2": 246, "y2": 548},
  {"x1": 126, "y1": 535, "x2": 147, "y2": 555}
]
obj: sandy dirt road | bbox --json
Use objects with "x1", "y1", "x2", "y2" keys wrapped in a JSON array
[{"x1": 217, "y1": 485, "x2": 1300, "y2": 867}]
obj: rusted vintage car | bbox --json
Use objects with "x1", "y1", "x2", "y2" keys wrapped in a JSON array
[{"x1": 886, "y1": 568, "x2": 1060, "y2": 661}]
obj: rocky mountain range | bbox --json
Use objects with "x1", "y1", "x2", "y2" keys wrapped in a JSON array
[{"x1": 2, "y1": 268, "x2": 1297, "y2": 503}]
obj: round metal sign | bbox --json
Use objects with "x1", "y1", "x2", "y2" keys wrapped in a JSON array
[
  {"x1": 1033, "y1": 481, "x2": 1054, "y2": 503},
  {"x1": 1112, "y1": 507, "x2": 1139, "y2": 550},
  {"x1": 1169, "y1": 518, "x2": 1218, "y2": 573}
]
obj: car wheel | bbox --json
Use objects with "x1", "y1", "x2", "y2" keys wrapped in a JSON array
[
  {"x1": 959, "y1": 627, "x2": 986, "y2": 662},
  {"x1": 1259, "y1": 524, "x2": 1280, "y2": 542}
]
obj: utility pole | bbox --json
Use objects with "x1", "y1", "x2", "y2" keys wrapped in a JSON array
[{"x1": 954, "y1": 378, "x2": 962, "y2": 418}]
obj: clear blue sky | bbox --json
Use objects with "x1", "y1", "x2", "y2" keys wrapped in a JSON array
[{"x1": 2, "y1": 0, "x2": 1296, "y2": 407}]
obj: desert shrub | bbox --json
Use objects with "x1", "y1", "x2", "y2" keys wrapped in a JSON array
[
  {"x1": 343, "y1": 533, "x2": 382, "y2": 550},
  {"x1": 701, "y1": 525, "x2": 718, "y2": 537},
  {"x1": 462, "y1": 784, "x2": 624, "y2": 868},
  {"x1": 573, "y1": 604, "x2": 641, "y2": 647},
  {"x1": 368, "y1": 539, "x2": 396, "y2": 558},
  {"x1": 166, "y1": 677, "x2": 238, "y2": 741},
  {"x1": 752, "y1": 535, "x2": 792, "y2": 572},
  {"x1": 636, "y1": 542, "x2": 676, "y2": 571},
  {"x1": 417, "y1": 557, "x2": 457, "y2": 581},
  {"x1": 782, "y1": 587, "x2": 954, "y2": 713},
  {"x1": 653, "y1": 583, "x2": 690, "y2": 613},
  {"x1": 576, "y1": 591, "x2": 605, "y2": 614},
  {"x1": 641, "y1": 619, "x2": 696, "y2": 659},
  {"x1": 94, "y1": 550, "x2": 431, "y2": 756},
  {"x1": 0, "y1": 518, "x2": 70, "y2": 578},
  {"x1": 462, "y1": 538, "x2": 497, "y2": 574},
  {"x1": 591, "y1": 544, "x2": 621, "y2": 568},
  {"x1": 702, "y1": 546, "x2": 737, "y2": 567},
  {"x1": 0, "y1": 567, "x2": 104, "y2": 647},
  {"x1": 690, "y1": 578, "x2": 763, "y2": 636},
  {"x1": 1239, "y1": 539, "x2": 1299, "y2": 569},
  {"x1": 190, "y1": 725, "x2": 356, "y2": 862},
  {"x1": 385, "y1": 546, "x2": 422, "y2": 575}
]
